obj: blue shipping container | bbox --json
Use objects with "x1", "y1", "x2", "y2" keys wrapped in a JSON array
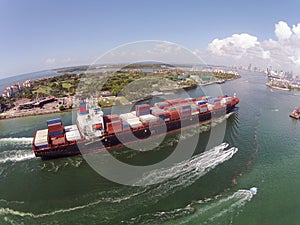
[
  {"x1": 122, "y1": 122, "x2": 130, "y2": 128},
  {"x1": 36, "y1": 144, "x2": 48, "y2": 149},
  {"x1": 47, "y1": 118, "x2": 62, "y2": 125},
  {"x1": 198, "y1": 101, "x2": 206, "y2": 105},
  {"x1": 49, "y1": 130, "x2": 64, "y2": 137}
]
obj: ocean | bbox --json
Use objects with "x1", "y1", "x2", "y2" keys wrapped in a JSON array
[{"x1": 0, "y1": 71, "x2": 300, "y2": 224}]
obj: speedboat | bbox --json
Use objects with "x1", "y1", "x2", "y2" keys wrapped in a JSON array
[{"x1": 249, "y1": 187, "x2": 258, "y2": 195}]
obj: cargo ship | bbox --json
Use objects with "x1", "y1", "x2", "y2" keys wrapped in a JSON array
[
  {"x1": 32, "y1": 95, "x2": 239, "y2": 159},
  {"x1": 290, "y1": 107, "x2": 300, "y2": 119}
]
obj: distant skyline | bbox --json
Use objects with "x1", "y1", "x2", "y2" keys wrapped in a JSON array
[{"x1": 1, "y1": 0, "x2": 300, "y2": 78}]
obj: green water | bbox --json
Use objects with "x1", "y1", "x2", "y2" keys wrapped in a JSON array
[{"x1": 0, "y1": 71, "x2": 299, "y2": 224}]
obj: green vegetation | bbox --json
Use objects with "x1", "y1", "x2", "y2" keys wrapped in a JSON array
[
  {"x1": 1, "y1": 66, "x2": 241, "y2": 113},
  {"x1": 98, "y1": 99, "x2": 115, "y2": 107}
]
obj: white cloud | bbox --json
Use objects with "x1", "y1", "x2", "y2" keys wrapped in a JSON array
[
  {"x1": 208, "y1": 33, "x2": 259, "y2": 57},
  {"x1": 200, "y1": 21, "x2": 300, "y2": 73},
  {"x1": 275, "y1": 21, "x2": 292, "y2": 40},
  {"x1": 292, "y1": 23, "x2": 300, "y2": 38},
  {"x1": 45, "y1": 58, "x2": 56, "y2": 64}
]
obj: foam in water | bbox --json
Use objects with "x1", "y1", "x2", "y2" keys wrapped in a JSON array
[
  {"x1": 0, "y1": 137, "x2": 33, "y2": 146},
  {"x1": 0, "y1": 150, "x2": 35, "y2": 163},
  {"x1": 0, "y1": 143, "x2": 239, "y2": 221},
  {"x1": 135, "y1": 143, "x2": 236, "y2": 186},
  {"x1": 125, "y1": 189, "x2": 255, "y2": 225}
]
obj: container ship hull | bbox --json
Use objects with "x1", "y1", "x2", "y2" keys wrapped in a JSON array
[{"x1": 33, "y1": 103, "x2": 238, "y2": 160}]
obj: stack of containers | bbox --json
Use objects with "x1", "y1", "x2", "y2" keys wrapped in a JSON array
[
  {"x1": 34, "y1": 129, "x2": 49, "y2": 149},
  {"x1": 104, "y1": 114, "x2": 122, "y2": 134},
  {"x1": 221, "y1": 97, "x2": 232, "y2": 106},
  {"x1": 126, "y1": 117, "x2": 143, "y2": 129},
  {"x1": 104, "y1": 114, "x2": 119, "y2": 123},
  {"x1": 65, "y1": 125, "x2": 82, "y2": 142},
  {"x1": 47, "y1": 118, "x2": 65, "y2": 145},
  {"x1": 119, "y1": 113, "x2": 136, "y2": 121},
  {"x1": 165, "y1": 99, "x2": 183, "y2": 106},
  {"x1": 170, "y1": 110, "x2": 180, "y2": 120},
  {"x1": 199, "y1": 103, "x2": 208, "y2": 113},
  {"x1": 163, "y1": 111, "x2": 171, "y2": 122},
  {"x1": 151, "y1": 108, "x2": 165, "y2": 123},
  {"x1": 136, "y1": 104, "x2": 150, "y2": 117},
  {"x1": 196, "y1": 100, "x2": 207, "y2": 106},
  {"x1": 122, "y1": 122, "x2": 130, "y2": 131},
  {"x1": 208, "y1": 97, "x2": 222, "y2": 109},
  {"x1": 154, "y1": 102, "x2": 169, "y2": 109},
  {"x1": 181, "y1": 105, "x2": 191, "y2": 118},
  {"x1": 106, "y1": 120, "x2": 122, "y2": 134},
  {"x1": 139, "y1": 114, "x2": 158, "y2": 125},
  {"x1": 207, "y1": 104, "x2": 214, "y2": 111},
  {"x1": 79, "y1": 102, "x2": 88, "y2": 114},
  {"x1": 191, "y1": 104, "x2": 199, "y2": 115},
  {"x1": 47, "y1": 118, "x2": 64, "y2": 138},
  {"x1": 119, "y1": 113, "x2": 143, "y2": 129},
  {"x1": 185, "y1": 98, "x2": 196, "y2": 103}
]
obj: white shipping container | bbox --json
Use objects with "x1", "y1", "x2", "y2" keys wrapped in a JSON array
[
  {"x1": 64, "y1": 125, "x2": 78, "y2": 132},
  {"x1": 35, "y1": 129, "x2": 48, "y2": 146},
  {"x1": 139, "y1": 115, "x2": 157, "y2": 123},
  {"x1": 128, "y1": 121, "x2": 143, "y2": 128},
  {"x1": 66, "y1": 130, "x2": 82, "y2": 141},
  {"x1": 119, "y1": 113, "x2": 137, "y2": 121},
  {"x1": 126, "y1": 118, "x2": 140, "y2": 123},
  {"x1": 207, "y1": 104, "x2": 214, "y2": 111},
  {"x1": 200, "y1": 107, "x2": 208, "y2": 113}
]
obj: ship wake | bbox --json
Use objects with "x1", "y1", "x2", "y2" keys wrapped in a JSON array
[
  {"x1": 125, "y1": 189, "x2": 254, "y2": 225},
  {"x1": 0, "y1": 143, "x2": 239, "y2": 223},
  {"x1": 0, "y1": 150, "x2": 35, "y2": 164}
]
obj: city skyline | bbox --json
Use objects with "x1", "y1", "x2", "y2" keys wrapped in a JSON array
[{"x1": 1, "y1": 0, "x2": 300, "y2": 78}]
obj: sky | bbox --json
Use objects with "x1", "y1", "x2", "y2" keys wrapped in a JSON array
[{"x1": 0, "y1": 0, "x2": 300, "y2": 78}]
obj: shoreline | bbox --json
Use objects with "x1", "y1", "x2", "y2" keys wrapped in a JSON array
[
  {"x1": 0, "y1": 76, "x2": 240, "y2": 121},
  {"x1": 266, "y1": 83, "x2": 290, "y2": 91},
  {"x1": 0, "y1": 108, "x2": 74, "y2": 121}
]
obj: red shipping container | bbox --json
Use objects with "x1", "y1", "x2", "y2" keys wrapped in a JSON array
[
  {"x1": 107, "y1": 121, "x2": 121, "y2": 128},
  {"x1": 108, "y1": 114, "x2": 119, "y2": 121},
  {"x1": 170, "y1": 110, "x2": 180, "y2": 120},
  {"x1": 48, "y1": 124, "x2": 63, "y2": 130},
  {"x1": 107, "y1": 125, "x2": 122, "y2": 134},
  {"x1": 164, "y1": 112, "x2": 170, "y2": 117},
  {"x1": 52, "y1": 137, "x2": 66, "y2": 145}
]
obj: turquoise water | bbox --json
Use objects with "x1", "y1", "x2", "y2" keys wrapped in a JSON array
[{"x1": 0, "y1": 71, "x2": 299, "y2": 224}]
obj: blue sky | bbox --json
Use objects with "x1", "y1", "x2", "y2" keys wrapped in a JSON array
[{"x1": 1, "y1": 0, "x2": 300, "y2": 78}]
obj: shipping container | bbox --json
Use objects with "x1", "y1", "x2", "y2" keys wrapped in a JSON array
[
  {"x1": 185, "y1": 98, "x2": 196, "y2": 102},
  {"x1": 49, "y1": 130, "x2": 64, "y2": 137},
  {"x1": 66, "y1": 129, "x2": 81, "y2": 142},
  {"x1": 170, "y1": 110, "x2": 180, "y2": 120},
  {"x1": 47, "y1": 118, "x2": 62, "y2": 126},
  {"x1": 51, "y1": 137, "x2": 66, "y2": 145},
  {"x1": 104, "y1": 114, "x2": 119, "y2": 123},
  {"x1": 34, "y1": 129, "x2": 48, "y2": 148},
  {"x1": 119, "y1": 113, "x2": 137, "y2": 121},
  {"x1": 199, "y1": 107, "x2": 208, "y2": 113},
  {"x1": 154, "y1": 102, "x2": 169, "y2": 109},
  {"x1": 139, "y1": 114, "x2": 158, "y2": 123}
]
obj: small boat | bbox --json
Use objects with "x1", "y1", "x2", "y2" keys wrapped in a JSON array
[
  {"x1": 289, "y1": 107, "x2": 300, "y2": 119},
  {"x1": 249, "y1": 187, "x2": 258, "y2": 195}
]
